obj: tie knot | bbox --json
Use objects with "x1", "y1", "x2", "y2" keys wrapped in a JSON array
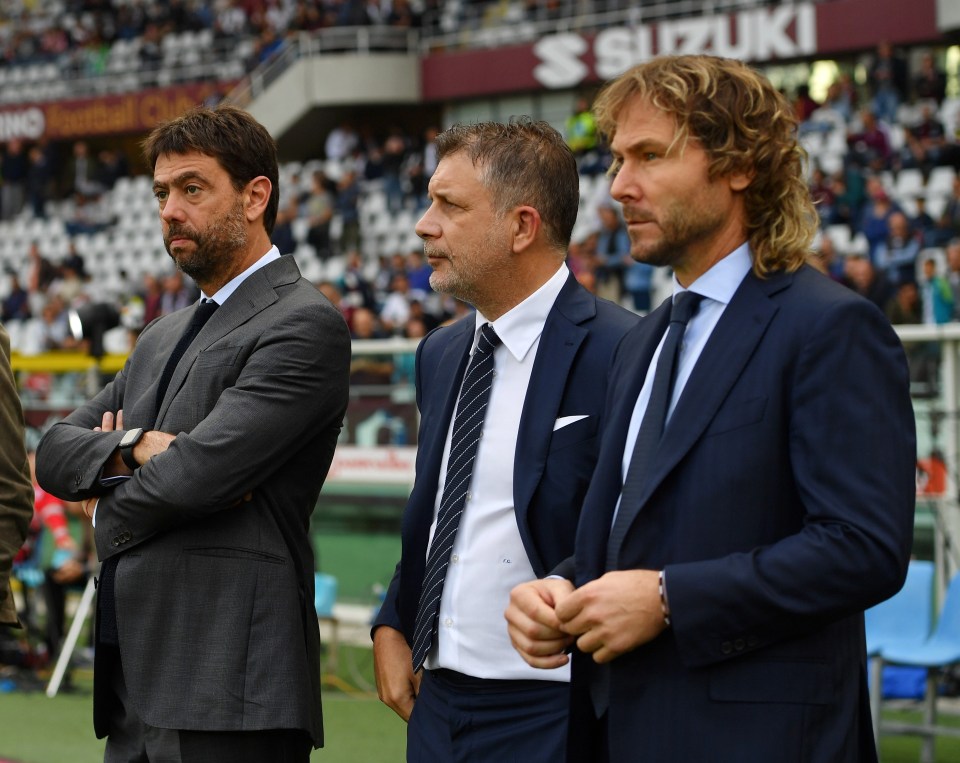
[
  {"x1": 477, "y1": 323, "x2": 501, "y2": 354},
  {"x1": 670, "y1": 291, "x2": 704, "y2": 327}
]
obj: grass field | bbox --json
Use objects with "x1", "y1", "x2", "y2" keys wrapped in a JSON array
[{"x1": 3, "y1": 652, "x2": 960, "y2": 762}]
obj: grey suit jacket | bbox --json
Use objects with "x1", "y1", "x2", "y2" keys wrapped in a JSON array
[
  {"x1": 36, "y1": 256, "x2": 351, "y2": 746},
  {"x1": 0, "y1": 323, "x2": 32, "y2": 627}
]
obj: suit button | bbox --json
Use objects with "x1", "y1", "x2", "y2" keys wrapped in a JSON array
[
  {"x1": 122, "y1": 531, "x2": 132, "y2": 542},
  {"x1": 733, "y1": 638, "x2": 746, "y2": 651},
  {"x1": 721, "y1": 641, "x2": 733, "y2": 655},
  {"x1": 747, "y1": 635, "x2": 759, "y2": 648},
  {"x1": 112, "y1": 536, "x2": 121, "y2": 547}
]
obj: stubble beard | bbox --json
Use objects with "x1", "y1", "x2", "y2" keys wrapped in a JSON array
[
  {"x1": 626, "y1": 200, "x2": 726, "y2": 270},
  {"x1": 165, "y1": 196, "x2": 248, "y2": 287},
  {"x1": 425, "y1": 239, "x2": 512, "y2": 309}
]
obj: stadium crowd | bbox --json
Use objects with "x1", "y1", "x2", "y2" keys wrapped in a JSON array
[{"x1": 0, "y1": 41, "x2": 958, "y2": 386}]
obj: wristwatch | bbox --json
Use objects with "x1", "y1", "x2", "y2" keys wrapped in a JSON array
[{"x1": 119, "y1": 427, "x2": 145, "y2": 470}]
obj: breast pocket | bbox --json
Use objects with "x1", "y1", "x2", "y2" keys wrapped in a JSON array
[
  {"x1": 703, "y1": 396, "x2": 767, "y2": 438},
  {"x1": 548, "y1": 415, "x2": 598, "y2": 453}
]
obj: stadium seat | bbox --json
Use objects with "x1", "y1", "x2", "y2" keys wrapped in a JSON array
[
  {"x1": 876, "y1": 572, "x2": 960, "y2": 759},
  {"x1": 866, "y1": 559, "x2": 935, "y2": 657}
]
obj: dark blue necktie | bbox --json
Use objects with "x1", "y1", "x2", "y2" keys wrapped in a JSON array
[
  {"x1": 590, "y1": 291, "x2": 704, "y2": 717},
  {"x1": 411, "y1": 323, "x2": 501, "y2": 671},
  {"x1": 153, "y1": 298, "x2": 219, "y2": 422},
  {"x1": 606, "y1": 290, "x2": 704, "y2": 569}
]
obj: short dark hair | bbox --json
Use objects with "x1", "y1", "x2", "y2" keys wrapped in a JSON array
[
  {"x1": 142, "y1": 104, "x2": 280, "y2": 234},
  {"x1": 435, "y1": 118, "x2": 580, "y2": 254}
]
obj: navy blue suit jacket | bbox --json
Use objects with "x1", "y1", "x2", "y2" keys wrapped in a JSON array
[
  {"x1": 568, "y1": 265, "x2": 916, "y2": 762},
  {"x1": 374, "y1": 273, "x2": 638, "y2": 647}
]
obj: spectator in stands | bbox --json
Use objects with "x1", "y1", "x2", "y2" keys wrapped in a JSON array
[
  {"x1": 913, "y1": 52, "x2": 947, "y2": 105},
  {"x1": 843, "y1": 252, "x2": 894, "y2": 312},
  {"x1": 26, "y1": 242, "x2": 57, "y2": 295},
  {"x1": 594, "y1": 200, "x2": 630, "y2": 304},
  {"x1": 859, "y1": 176, "x2": 901, "y2": 261},
  {"x1": 565, "y1": 96, "x2": 599, "y2": 159},
  {"x1": 1, "y1": 139, "x2": 29, "y2": 221},
  {"x1": 847, "y1": 109, "x2": 892, "y2": 170},
  {"x1": 902, "y1": 103, "x2": 947, "y2": 174},
  {"x1": 885, "y1": 279, "x2": 921, "y2": 325},
  {"x1": 2, "y1": 273, "x2": 31, "y2": 323},
  {"x1": 95, "y1": 149, "x2": 129, "y2": 193},
  {"x1": 920, "y1": 255, "x2": 953, "y2": 325},
  {"x1": 325, "y1": 122, "x2": 360, "y2": 163},
  {"x1": 803, "y1": 81, "x2": 850, "y2": 135},
  {"x1": 271, "y1": 197, "x2": 298, "y2": 255},
  {"x1": 158, "y1": 270, "x2": 194, "y2": 315},
  {"x1": 25, "y1": 145, "x2": 52, "y2": 220},
  {"x1": 139, "y1": 273, "x2": 163, "y2": 326},
  {"x1": 792, "y1": 83, "x2": 819, "y2": 123},
  {"x1": 382, "y1": 130, "x2": 409, "y2": 213},
  {"x1": 875, "y1": 210, "x2": 921, "y2": 285},
  {"x1": 334, "y1": 168, "x2": 362, "y2": 255},
  {"x1": 809, "y1": 166, "x2": 837, "y2": 227},
  {"x1": 22, "y1": 450, "x2": 90, "y2": 668},
  {"x1": 405, "y1": 249, "x2": 432, "y2": 295},
  {"x1": 936, "y1": 174, "x2": 960, "y2": 243},
  {"x1": 338, "y1": 249, "x2": 377, "y2": 311},
  {"x1": 867, "y1": 41, "x2": 908, "y2": 125},
  {"x1": 814, "y1": 233, "x2": 845, "y2": 282},
  {"x1": 348, "y1": 306, "x2": 394, "y2": 384},
  {"x1": 379, "y1": 272, "x2": 413, "y2": 335},
  {"x1": 303, "y1": 170, "x2": 334, "y2": 260},
  {"x1": 62, "y1": 141, "x2": 102, "y2": 201},
  {"x1": 911, "y1": 194, "x2": 939, "y2": 246}
]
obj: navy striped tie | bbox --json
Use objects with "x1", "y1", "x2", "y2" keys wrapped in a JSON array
[{"x1": 411, "y1": 323, "x2": 501, "y2": 671}]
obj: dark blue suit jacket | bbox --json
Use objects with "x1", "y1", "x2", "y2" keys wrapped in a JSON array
[
  {"x1": 374, "y1": 273, "x2": 638, "y2": 647},
  {"x1": 568, "y1": 265, "x2": 916, "y2": 762}
]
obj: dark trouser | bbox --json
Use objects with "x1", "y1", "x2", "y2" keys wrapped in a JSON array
[
  {"x1": 407, "y1": 668, "x2": 569, "y2": 763},
  {"x1": 101, "y1": 646, "x2": 311, "y2": 763}
]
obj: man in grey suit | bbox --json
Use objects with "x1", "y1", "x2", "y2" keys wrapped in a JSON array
[{"x1": 36, "y1": 105, "x2": 351, "y2": 762}]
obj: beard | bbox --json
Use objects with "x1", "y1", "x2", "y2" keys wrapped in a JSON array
[
  {"x1": 164, "y1": 196, "x2": 247, "y2": 286},
  {"x1": 425, "y1": 237, "x2": 512, "y2": 307},
  {"x1": 624, "y1": 199, "x2": 726, "y2": 269}
]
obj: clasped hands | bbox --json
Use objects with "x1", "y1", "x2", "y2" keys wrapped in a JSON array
[{"x1": 505, "y1": 569, "x2": 668, "y2": 667}]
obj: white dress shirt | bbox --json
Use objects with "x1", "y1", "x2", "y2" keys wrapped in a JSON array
[{"x1": 425, "y1": 263, "x2": 571, "y2": 681}]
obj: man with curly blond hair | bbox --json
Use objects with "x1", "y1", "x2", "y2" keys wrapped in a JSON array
[{"x1": 507, "y1": 55, "x2": 916, "y2": 762}]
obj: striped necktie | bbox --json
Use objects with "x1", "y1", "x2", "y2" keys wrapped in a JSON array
[{"x1": 411, "y1": 322, "x2": 501, "y2": 671}]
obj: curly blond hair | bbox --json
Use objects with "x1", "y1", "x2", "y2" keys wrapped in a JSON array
[{"x1": 593, "y1": 55, "x2": 817, "y2": 276}]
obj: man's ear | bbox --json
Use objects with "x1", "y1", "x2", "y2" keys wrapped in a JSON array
[
  {"x1": 728, "y1": 169, "x2": 753, "y2": 192},
  {"x1": 512, "y1": 206, "x2": 541, "y2": 253},
  {"x1": 245, "y1": 176, "x2": 272, "y2": 222}
]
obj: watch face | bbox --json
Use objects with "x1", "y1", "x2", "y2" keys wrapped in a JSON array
[{"x1": 121, "y1": 428, "x2": 143, "y2": 447}]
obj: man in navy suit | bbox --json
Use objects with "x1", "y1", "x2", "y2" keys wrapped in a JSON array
[
  {"x1": 372, "y1": 119, "x2": 637, "y2": 760},
  {"x1": 507, "y1": 56, "x2": 916, "y2": 762}
]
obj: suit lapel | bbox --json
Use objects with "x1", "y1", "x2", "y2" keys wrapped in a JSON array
[
  {"x1": 154, "y1": 257, "x2": 298, "y2": 428},
  {"x1": 415, "y1": 318, "x2": 474, "y2": 514},
  {"x1": 578, "y1": 300, "x2": 669, "y2": 581},
  {"x1": 627, "y1": 270, "x2": 788, "y2": 514},
  {"x1": 513, "y1": 276, "x2": 592, "y2": 569}
]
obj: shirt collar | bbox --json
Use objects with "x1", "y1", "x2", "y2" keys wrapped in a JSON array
[
  {"x1": 474, "y1": 264, "x2": 569, "y2": 362},
  {"x1": 672, "y1": 242, "x2": 751, "y2": 305},
  {"x1": 203, "y1": 246, "x2": 282, "y2": 305}
]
